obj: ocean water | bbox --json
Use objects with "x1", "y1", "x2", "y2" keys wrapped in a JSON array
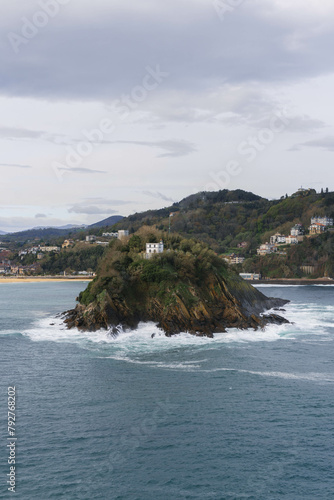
[{"x1": 1, "y1": 282, "x2": 334, "y2": 499}]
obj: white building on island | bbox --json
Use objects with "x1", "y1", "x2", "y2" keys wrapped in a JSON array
[{"x1": 145, "y1": 241, "x2": 164, "y2": 258}]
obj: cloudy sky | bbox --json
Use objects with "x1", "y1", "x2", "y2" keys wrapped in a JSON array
[{"x1": 1, "y1": 0, "x2": 334, "y2": 231}]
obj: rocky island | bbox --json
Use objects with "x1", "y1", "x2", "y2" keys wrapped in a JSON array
[{"x1": 64, "y1": 228, "x2": 289, "y2": 337}]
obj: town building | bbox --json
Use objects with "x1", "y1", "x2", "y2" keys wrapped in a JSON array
[
  {"x1": 102, "y1": 232, "x2": 118, "y2": 238},
  {"x1": 270, "y1": 233, "x2": 286, "y2": 245},
  {"x1": 285, "y1": 236, "x2": 298, "y2": 245},
  {"x1": 311, "y1": 216, "x2": 333, "y2": 227},
  {"x1": 145, "y1": 241, "x2": 164, "y2": 258},
  {"x1": 257, "y1": 243, "x2": 277, "y2": 256},
  {"x1": 118, "y1": 230, "x2": 129, "y2": 240},
  {"x1": 39, "y1": 246, "x2": 60, "y2": 252},
  {"x1": 290, "y1": 224, "x2": 304, "y2": 236},
  {"x1": 309, "y1": 223, "x2": 326, "y2": 235},
  {"x1": 224, "y1": 254, "x2": 245, "y2": 265},
  {"x1": 62, "y1": 239, "x2": 74, "y2": 248},
  {"x1": 86, "y1": 235, "x2": 97, "y2": 243},
  {"x1": 239, "y1": 273, "x2": 261, "y2": 281}
]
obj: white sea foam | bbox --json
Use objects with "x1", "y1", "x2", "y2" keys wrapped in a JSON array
[
  {"x1": 17, "y1": 294, "x2": 334, "y2": 371},
  {"x1": 0, "y1": 329, "x2": 21, "y2": 336},
  {"x1": 199, "y1": 367, "x2": 334, "y2": 382}
]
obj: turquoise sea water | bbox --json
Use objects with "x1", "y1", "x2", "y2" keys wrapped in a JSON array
[{"x1": 1, "y1": 282, "x2": 334, "y2": 499}]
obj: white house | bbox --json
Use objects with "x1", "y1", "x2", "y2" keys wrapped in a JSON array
[
  {"x1": 239, "y1": 273, "x2": 261, "y2": 281},
  {"x1": 257, "y1": 243, "x2": 277, "y2": 256},
  {"x1": 145, "y1": 241, "x2": 164, "y2": 258},
  {"x1": 285, "y1": 236, "x2": 298, "y2": 245},
  {"x1": 86, "y1": 235, "x2": 96, "y2": 243},
  {"x1": 290, "y1": 224, "x2": 304, "y2": 236},
  {"x1": 311, "y1": 216, "x2": 333, "y2": 227},
  {"x1": 117, "y1": 230, "x2": 129, "y2": 240},
  {"x1": 224, "y1": 254, "x2": 245, "y2": 265},
  {"x1": 102, "y1": 232, "x2": 118, "y2": 238},
  {"x1": 309, "y1": 223, "x2": 326, "y2": 235},
  {"x1": 39, "y1": 246, "x2": 60, "y2": 252},
  {"x1": 270, "y1": 233, "x2": 286, "y2": 245}
]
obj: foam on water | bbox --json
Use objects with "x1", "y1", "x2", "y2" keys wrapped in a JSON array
[
  {"x1": 22, "y1": 315, "x2": 284, "y2": 348},
  {"x1": 16, "y1": 291, "x2": 334, "y2": 374},
  {"x1": 198, "y1": 367, "x2": 334, "y2": 382}
]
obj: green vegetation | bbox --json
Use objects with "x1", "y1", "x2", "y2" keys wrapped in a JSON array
[
  {"x1": 110, "y1": 188, "x2": 334, "y2": 278},
  {"x1": 78, "y1": 228, "x2": 229, "y2": 308},
  {"x1": 4, "y1": 188, "x2": 334, "y2": 278},
  {"x1": 40, "y1": 246, "x2": 105, "y2": 274}
]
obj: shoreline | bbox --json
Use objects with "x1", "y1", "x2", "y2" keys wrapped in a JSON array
[
  {"x1": 253, "y1": 278, "x2": 334, "y2": 285},
  {"x1": 0, "y1": 276, "x2": 93, "y2": 283}
]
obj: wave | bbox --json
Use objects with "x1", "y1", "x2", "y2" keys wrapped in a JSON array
[
  {"x1": 11, "y1": 295, "x2": 333, "y2": 376},
  {"x1": 199, "y1": 367, "x2": 334, "y2": 382},
  {"x1": 22, "y1": 315, "x2": 286, "y2": 346}
]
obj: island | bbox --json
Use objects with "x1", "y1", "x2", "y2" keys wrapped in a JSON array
[{"x1": 63, "y1": 228, "x2": 289, "y2": 337}]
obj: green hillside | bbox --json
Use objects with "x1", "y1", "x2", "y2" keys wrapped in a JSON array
[{"x1": 110, "y1": 188, "x2": 334, "y2": 278}]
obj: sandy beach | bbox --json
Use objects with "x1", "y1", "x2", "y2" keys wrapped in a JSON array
[{"x1": 0, "y1": 277, "x2": 93, "y2": 283}]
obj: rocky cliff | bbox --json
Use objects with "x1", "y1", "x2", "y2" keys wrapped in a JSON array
[{"x1": 63, "y1": 230, "x2": 289, "y2": 337}]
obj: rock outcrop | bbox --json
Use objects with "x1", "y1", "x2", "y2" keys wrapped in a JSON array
[{"x1": 63, "y1": 232, "x2": 289, "y2": 337}]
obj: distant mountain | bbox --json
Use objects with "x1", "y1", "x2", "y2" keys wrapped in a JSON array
[
  {"x1": 0, "y1": 230, "x2": 8, "y2": 235},
  {"x1": 89, "y1": 215, "x2": 124, "y2": 228},
  {"x1": 56, "y1": 224, "x2": 87, "y2": 230},
  {"x1": 31, "y1": 224, "x2": 87, "y2": 230},
  {"x1": 2, "y1": 226, "x2": 86, "y2": 242},
  {"x1": 2, "y1": 217, "x2": 123, "y2": 242}
]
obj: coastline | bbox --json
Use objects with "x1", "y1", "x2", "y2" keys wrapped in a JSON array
[
  {"x1": 0, "y1": 276, "x2": 93, "y2": 283},
  {"x1": 253, "y1": 278, "x2": 334, "y2": 285}
]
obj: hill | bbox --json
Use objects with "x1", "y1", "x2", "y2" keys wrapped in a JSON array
[
  {"x1": 2, "y1": 226, "x2": 87, "y2": 243},
  {"x1": 64, "y1": 228, "x2": 288, "y2": 336},
  {"x1": 88, "y1": 215, "x2": 123, "y2": 228},
  {"x1": 109, "y1": 188, "x2": 334, "y2": 278}
]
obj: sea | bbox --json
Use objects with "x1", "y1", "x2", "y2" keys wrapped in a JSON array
[{"x1": 0, "y1": 282, "x2": 334, "y2": 500}]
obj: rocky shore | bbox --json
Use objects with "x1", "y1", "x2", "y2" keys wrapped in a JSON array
[
  {"x1": 63, "y1": 230, "x2": 289, "y2": 338},
  {"x1": 64, "y1": 270, "x2": 289, "y2": 338}
]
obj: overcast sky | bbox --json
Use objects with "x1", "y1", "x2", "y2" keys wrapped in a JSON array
[{"x1": 1, "y1": 0, "x2": 334, "y2": 231}]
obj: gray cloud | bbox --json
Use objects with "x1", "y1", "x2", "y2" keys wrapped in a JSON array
[
  {"x1": 0, "y1": 163, "x2": 32, "y2": 168},
  {"x1": 114, "y1": 140, "x2": 196, "y2": 157},
  {"x1": 0, "y1": 126, "x2": 45, "y2": 140},
  {"x1": 292, "y1": 136, "x2": 334, "y2": 152},
  {"x1": 68, "y1": 205, "x2": 118, "y2": 215},
  {"x1": 142, "y1": 191, "x2": 175, "y2": 202},
  {"x1": 35, "y1": 213, "x2": 47, "y2": 218},
  {"x1": 243, "y1": 112, "x2": 327, "y2": 133},
  {"x1": 67, "y1": 138, "x2": 196, "y2": 157},
  {"x1": 0, "y1": 126, "x2": 68, "y2": 145},
  {"x1": 60, "y1": 167, "x2": 107, "y2": 174},
  {"x1": 2, "y1": 1, "x2": 334, "y2": 102},
  {"x1": 80, "y1": 197, "x2": 131, "y2": 205}
]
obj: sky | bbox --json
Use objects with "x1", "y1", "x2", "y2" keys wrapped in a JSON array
[{"x1": 1, "y1": 0, "x2": 334, "y2": 232}]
